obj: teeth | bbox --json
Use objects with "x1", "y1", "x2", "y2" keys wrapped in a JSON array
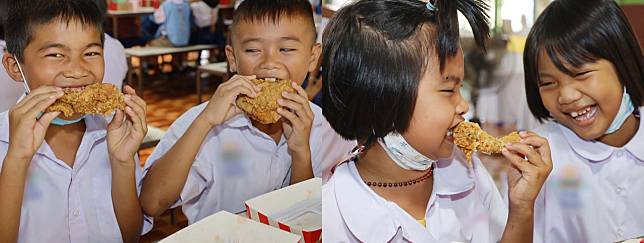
[
  {"x1": 570, "y1": 107, "x2": 592, "y2": 118},
  {"x1": 447, "y1": 130, "x2": 453, "y2": 136}
]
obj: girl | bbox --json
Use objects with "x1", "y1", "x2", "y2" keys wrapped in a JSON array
[
  {"x1": 523, "y1": 0, "x2": 644, "y2": 242},
  {"x1": 321, "y1": 0, "x2": 552, "y2": 242}
]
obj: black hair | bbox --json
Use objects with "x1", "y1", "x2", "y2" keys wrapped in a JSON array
[
  {"x1": 322, "y1": 0, "x2": 489, "y2": 140},
  {"x1": 232, "y1": 0, "x2": 316, "y2": 43},
  {"x1": 5, "y1": 0, "x2": 105, "y2": 62},
  {"x1": 524, "y1": 0, "x2": 644, "y2": 122},
  {"x1": 0, "y1": 0, "x2": 6, "y2": 40},
  {"x1": 90, "y1": 0, "x2": 108, "y2": 15},
  {"x1": 203, "y1": 0, "x2": 219, "y2": 8}
]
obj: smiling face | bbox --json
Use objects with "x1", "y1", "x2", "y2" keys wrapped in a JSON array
[
  {"x1": 3, "y1": 18, "x2": 105, "y2": 120},
  {"x1": 401, "y1": 48, "x2": 469, "y2": 160},
  {"x1": 225, "y1": 14, "x2": 321, "y2": 85},
  {"x1": 537, "y1": 51, "x2": 623, "y2": 140}
]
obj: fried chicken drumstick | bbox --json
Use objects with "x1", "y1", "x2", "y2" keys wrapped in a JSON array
[
  {"x1": 235, "y1": 78, "x2": 295, "y2": 124},
  {"x1": 453, "y1": 121, "x2": 521, "y2": 164},
  {"x1": 46, "y1": 83, "x2": 125, "y2": 117}
]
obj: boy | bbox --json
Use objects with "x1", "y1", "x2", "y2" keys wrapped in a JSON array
[
  {"x1": 140, "y1": 0, "x2": 355, "y2": 224},
  {"x1": 0, "y1": 0, "x2": 150, "y2": 242}
]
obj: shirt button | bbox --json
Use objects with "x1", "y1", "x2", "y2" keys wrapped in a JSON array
[
  {"x1": 615, "y1": 150, "x2": 624, "y2": 158},
  {"x1": 73, "y1": 210, "x2": 80, "y2": 216}
]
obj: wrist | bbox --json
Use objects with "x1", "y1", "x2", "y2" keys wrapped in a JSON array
[
  {"x1": 4, "y1": 151, "x2": 33, "y2": 170},
  {"x1": 196, "y1": 113, "x2": 219, "y2": 128},
  {"x1": 509, "y1": 202, "x2": 535, "y2": 217},
  {"x1": 290, "y1": 148, "x2": 311, "y2": 164}
]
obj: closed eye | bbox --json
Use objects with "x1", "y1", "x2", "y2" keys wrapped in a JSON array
[
  {"x1": 45, "y1": 53, "x2": 64, "y2": 58},
  {"x1": 575, "y1": 71, "x2": 593, "y2": 78},
  {"x1": 85, "y1": 52, "x2": 102, "y2": 57}
]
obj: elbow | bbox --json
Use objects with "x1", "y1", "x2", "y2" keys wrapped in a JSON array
[{"x1": 140, "y1": 192, "x2": 169, "y2": 217}]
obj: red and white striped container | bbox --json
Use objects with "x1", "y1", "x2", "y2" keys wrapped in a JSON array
[{"x1": 245, "y1": 178, "x2": 322, "y2": 243}]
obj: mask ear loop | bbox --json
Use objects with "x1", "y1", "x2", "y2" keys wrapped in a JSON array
[
  {"x1": 15, "y1": 58, "x2": 31, "y2": 94},
  {"x1": 330, "y1": 134, "x2": 376, "y2": 174}
]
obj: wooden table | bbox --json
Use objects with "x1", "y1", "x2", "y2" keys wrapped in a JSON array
[
  {"x1": 107, "y1": 7, "x2": 156, "y2": 38},
  {"x1": 125, "y1": 44, "x2": 218, "y2": 93},
  {"x1": 196, "y1": 62, "x2": 229, "y2": 104}
]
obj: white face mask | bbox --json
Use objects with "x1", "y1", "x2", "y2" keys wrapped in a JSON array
[
  {"x1": 15, "y1": 59, "x2": 86, "y2": 126},
  {"x1": 605, "y1": 87, "x2": 635, "y2": 134},
  {"x1": 378, "y1": 132, "x2": 436, "y2": 171}
]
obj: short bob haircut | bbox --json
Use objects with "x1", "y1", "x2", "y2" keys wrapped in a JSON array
[
  {"x1": 232, "y1": 0, "x2": 316, "y2": 43},
  {"x1": 322, "y1": 0, "x2": 489, "y2": 140},
  {"x1": 524, "y1": 0, "x2": 644, "y2": 122},
  {"x1": 5, "y1": 0, "x2": 105, "y2": 62}
]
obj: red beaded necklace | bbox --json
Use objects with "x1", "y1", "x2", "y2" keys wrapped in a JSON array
[{"x1": 363, "y1": 165, "x2": 434, "y2": 188}]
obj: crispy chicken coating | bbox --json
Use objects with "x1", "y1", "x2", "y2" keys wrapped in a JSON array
[
  {"x1": 46, "y1": 83, "x2": 125, "y2": 117},
  {"x1": 453, "y1": 121, "x2": 521, "y2": 165},
  {"x1": 235, "y1": 78, "x2": 295, "y2": 124}
]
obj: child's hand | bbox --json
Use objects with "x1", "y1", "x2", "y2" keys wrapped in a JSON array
[
  {"x1": 278, "y1": 82, "x2": 314, "y2": 160},
  {"x1": 107, "y1": 85, "x2": 148, "y2": 166},
  {"x1": 501, "y1": 131, "x2": 553, "y2": 210},
  {"x1": 6, "y1": 86, "x2": 63, "y2": 162},
  {"x1": 197, "y1": 75, "x2": 259, "y2": 127}
]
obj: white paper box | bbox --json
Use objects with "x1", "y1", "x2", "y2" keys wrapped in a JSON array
[
  {"x1": 159, "y1": 211, "x2": 301, "y2": 243},
  {"x1": 245, "y1": 178, "x2": 322, "y2": 243}
]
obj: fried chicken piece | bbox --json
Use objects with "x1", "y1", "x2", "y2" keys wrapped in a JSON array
[
  {"x1": 235, "y1": 78, "x2": 295, "y2": 124},
  {"x1": 453, "y1": 121, "x2": 521, "y2": 165},
  {"x1": 46, "y1": 83, "x2": 125, "y2": 117}
]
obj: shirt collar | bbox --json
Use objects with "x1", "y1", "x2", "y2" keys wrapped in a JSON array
[
  {"x1": 333, "y1": 147, "x2": 475, "y2": 242},
  {"x1": 559, "y1": 107, "x2": 644, "y2": 162}
]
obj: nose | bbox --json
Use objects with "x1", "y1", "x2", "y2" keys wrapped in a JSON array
[
  {"x1": 259, "y1": 48, "x2": 280, "y2": 71},
  {"x1": 557, "y1": 82, "x2": 582, "y2": 105},
  {"x1": 63, "y1": 55, "x2": 90, "y2": 79},
  {"x1": 455, "y1": 94, "x2": 469, "y2": 116}
]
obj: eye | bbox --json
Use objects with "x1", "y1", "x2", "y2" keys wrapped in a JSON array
[
  {"x1": 244, "y1": 49, "x2": 260, "y2": 53},
  {"x1": 280, "y1": 48, "x2": 296, "y2": 52},
  {"x1": 575, "y1": 71, "x2": 593, "y2": 78},
  {"x1": 85, "y1": 52, "x2": 102, "y2": 57},
  {"x1": 539, "y1": 81, "x2": 554, "y2": 87},
  {"x1": 46, "y1": 53, "x2": 64, "y2": 58}
]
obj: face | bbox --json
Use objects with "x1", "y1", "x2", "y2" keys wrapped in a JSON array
[
  {"x1": 3, "y1": 18, "x2": 105, "y2": 120},
  {"x1": 225, "y1": 15, "x2": 321, "y2": 84},
  {"x1": 402, "y1": 48, "x2": 468, "y2": 160},
  {"x1": 537, "y1": 51, "x2": 623, "y2": 140}
]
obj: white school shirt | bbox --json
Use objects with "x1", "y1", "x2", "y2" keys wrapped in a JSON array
[
  {"x1": 0, "y1": 35, "x2": 127, "y2": 112},
  {"x1": 533, "y1": 107, "x2": 644, "y2": 243},
  {"x1": 0, "y1": 111, "x2": 152, "y2": 243},
  {"x1": 323, "y1": 148, "x2": 508, "y2": 243},
  {"x1": 190, "y1": 1, "x2": 218, "y2": 28},
  {"x1": 144, "y1": 101, "x2": 356, "y2": 224}
]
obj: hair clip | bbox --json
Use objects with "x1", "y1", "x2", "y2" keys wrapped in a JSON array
[{"x1": 426, "y1": 1, "x2": 437, "y2": 11}]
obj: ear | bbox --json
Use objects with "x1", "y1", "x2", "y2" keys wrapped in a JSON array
[
  {"x1": 307, "y1": 43, "x2": 322, "y2": 73},
  {"x1": 2, "y1": 52, "x2": 26, "y2": 82},
  {"x1": 225, "y1": 44, "x2": 238, "y2": 73}
]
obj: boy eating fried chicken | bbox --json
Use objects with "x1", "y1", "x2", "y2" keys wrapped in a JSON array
[
  {"x1": 139, "y1": 0, "x2": 355, "y2": 225},
  {"x1": 0, "y1": 0, "x2": 151, "y2": 242}
]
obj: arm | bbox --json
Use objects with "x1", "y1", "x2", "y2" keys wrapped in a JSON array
[
  {"x1": 110, "y1": 162, "x2": 143, "y2": 243},
  {"x1": 107, "y1": 86, "x2": 149, "y2": 242},
  {"x1": 0, "y1": 156, "x2": 30, "y2": 243},
  {"x1": 277, "y1": 83, "x2": 315, "y2": 185},
  {"x1": 499, "y1": 132, "x2": 552, "y2": 243},
  {"x1": 0, "y1": 86, "x2": 63, "y2": 242},
  {"x1": 140, "y1": 75, "x2": 259, "y2": 216}
]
